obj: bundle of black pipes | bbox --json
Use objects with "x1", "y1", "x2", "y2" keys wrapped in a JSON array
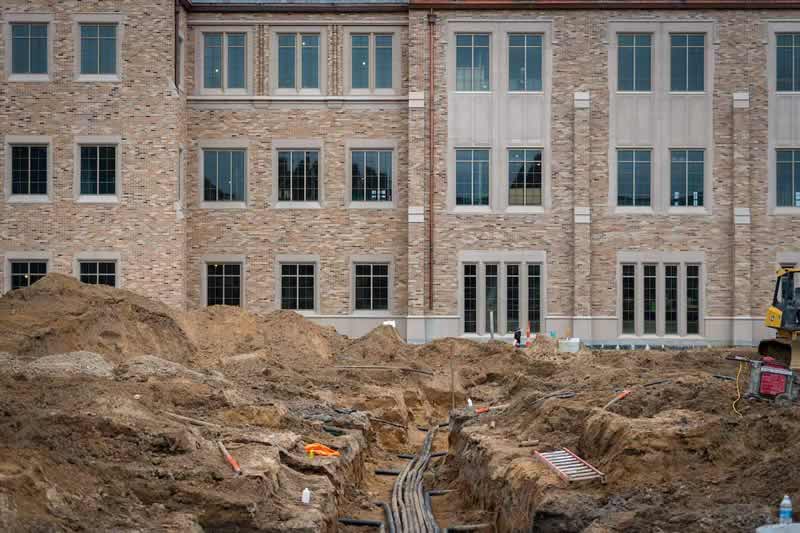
[{"x1": 389, "y1": 427, "x2": 440, "y2": 532}]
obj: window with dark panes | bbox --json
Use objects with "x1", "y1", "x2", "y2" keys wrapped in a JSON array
[
  {"x1": 456, "y1": 149, "x2": 490, "y2": 206},
  {"x1": 207, "y1": 263, "x2": 241, "y2": 306},
  {"x1": 203, "y1": 32, "x2": 246, "y2": 91},
  {"x1": 686, "y1": 264, "x2": 700, "y2": 334},
  {"x1": 351, "y1": 150, "x2": 392, "y2": 202},
  {"x1": 508, "y1": 34, "x2": 542, "y2": 92},
  {"x1": 278, "y1": 150, "x2": 319, "y2": 202},
  {"x1": 665, "y1": 265, "x2": 679, "y2": 335},
  {"x1": 278, "y1": 33, "x2": 319, "y2": 89},
  {"x1": 79, "y1": 261, "x2": 116, "y2": 287},
  {"x1": 203, "y1": 149, "x2": 246, "y2": 202},
  {"x1": 506, "y1": 264, "x2": 519, "y2": 333},
  {"x1": 528, "y1": 264, "x2": 542, "y2": 334},
  {"x1": 281, "y1": 264, "x2": 315, "y2": 310},
  {"x1": 617, "y1": 149, "x2": 651, "y2": 207},
  {"x1": 777, "y1": 33, "x2": 800, "y2": 92},
  {"x1": 456, "y1": 33, "x2": 490, "y2": 91},
  {"x1": 670, "y1": 34, "x2": 704, "y2": 92},
  {"x1": 375, "y1": 34, "x2": 393, "y2": 89},
  {"x1": 508, "y1": 149, "x2": 542, "y2": 206},
  {"x1": 11, "y1": 23, "x2": 48, "y2": 74},
  {"x1": 10, "y1": 261, "x2": 47, "y2": 290},
  {"x1": 622, "y1": 264, "x2": 636, "y2": 334},
  {"x1": 351, "y1": 33, "x2": 393, "y2": 91},
  {"x1": 80, "y1": 24, "x2": 117, "y2": 75},
  {"x1": 670, "y1": 149, "x2": 704, "y2": 207},
  {"x1": 80, "y1": 145, "x2": 116, "y2": 195},
  {"x1": 355, "y1": 264, "x2": 389, "y2": 311},
  {"x1": 11, "y1": 145, "x2": 47, "y2": 195},
  {"x1": 618, "y1": 33, "x2": 651, "y2": 91},
  {"x1": 777, "y1": 149, "x2": 800, "y2": 208},
  {"x1": 351, "y1": 34, "x2": 370, "y2": 89},
  {"x1": 464, "y1": 264, "x2": 477, "y2": 333},
  {"x1": 643, "y1": 264, "x2": 657, "y2": 334},
  {"x1": 485, "y1": 264, "x2": 498, "y2": 333}
]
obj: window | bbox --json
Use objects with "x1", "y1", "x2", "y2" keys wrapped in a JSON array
[
  {"x1": 80, "y1": 145, "x2": 117, "y2": 195},
  {"x1": 278, "y1": 150, "x2": 319, "y2": 202},
  {"x1": 203, "y1": 149, "x2": 246, "y2": 203},
  {"x1": 11, "y1": 145, "x2": 47, "y2": 196},
  {"x1": 10, "y1": 261, "x2": 47, "y2": 290},
  {"x1": 354, "y1": 263, "x2": 389, "y2": 311},
  {"x1": 278, "y1": 33, "x2": 320, "y2": 90},
  {"x1": 350, "y1": 33, "x2": 393, "y2": 91},
  {"x1": 777, "y1": 33, "x2": 800, "y2": 92},
  {"x1": 643, "y1": 264, "x2": 657, "y2": 334},
  {"x1": 456, "y1": 149, "x2": 489, "y2": 206},
  {"x1": 686, "y1": 265, "x2": 700, "y2": 335},
  {"x1": 670, "y1": 34, "x2": 704, "y2": 92},
  {"x1": 485, "y1": 264, "x2": 498, "y2": 334},
  {"x1": 506, "y1": 265, "x2": 520, "y2": 333},
  {"x1": 777, "y1": 150, "x2": 800, "y2": 208},
  {"x1": 508, "y1": 149, "x2": 542, "y2": 206},
  {"x1": 527, "y1": 264, "x2": 542, "y2": 334},
  {"x1": 207, "y1": 263, "x2": 241, "y2": 306},
  {"x1": 617, "y1": 150, "x2": 651, "y2": 207},
  {"x1": 203, "y1": 32, "x2": 246, "y2": 92},
  {"x1": 618, "y1": 33, "x2": 651, "y2": 92},
  {"x1": 665, "y1": 264, "x2": 678, "y2": 335},
  {"x1": 456, "y1": 33, "x2": 490, "y2": 91},
  {"x1": 464, "y1": 264, "x2": 478, "y2": 333},
  {"x1": 281, "y1": 264, "x2": 315, "y2": 311},
  {"x1": 80, "y1": 24, "x2": 117, "y2": 75},
  {"x1": 11, "y1": 23, "x2": 47, "y2": 75},
  {"x1": 351, "y1": 150, "x2": 392, "y2": 202},
  {"x1": 670, "y1": 150, "x2": 704, "y2": 207},
  {"x1": 79, "y1": 261, "x2": 116, "y2": 287},
  {"x1": 508, "y1": 34, "x2": 542, "y2": 92},
  {"x1": 622, "y1": 264, "x2": 636, "y2": 334}
]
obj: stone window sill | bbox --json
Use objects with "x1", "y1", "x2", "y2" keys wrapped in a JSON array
[
  {"x1": 613, "y1": 206, "x2": 654, "y2": 215},
  {"x1": 200, "y1": 201, "x2": 247, "y2": 209},
  {"x1": 274, "y1": 201, "x2": 322, "y2": 209},
  {"x1": 77, "y1": 195, "x2": 119, "y2": 204},
  {"x1": 7, "y1": 195, "x2": 50, "y2": 204},
  {"x1": 8, "y1": 74, "x2": 50, "y2": 82},
  {"x1": 772, "y1": 207, "x2": 800, "y2": 216},
  {"x1": 76, "y1": 74, "x2": 122, "y2": 83},
  {"x1": 349, "y1": 201, "x2": 394, "y2": 209},
  {"x1": 453, "y1": 205, "x2": 492, "y2": 215}
]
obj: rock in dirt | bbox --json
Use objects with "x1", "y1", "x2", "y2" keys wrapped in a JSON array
[
  {"x1": 116, "y1": 355, "x2": 226, "y2": 385},
  {"x1": 23, "y1": 351, "x2": 115, "y2": 379}
]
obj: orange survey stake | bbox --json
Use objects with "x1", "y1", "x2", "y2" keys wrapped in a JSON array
[{"x1": 304, "y1": 443, "x2": 341, "y2": 457}]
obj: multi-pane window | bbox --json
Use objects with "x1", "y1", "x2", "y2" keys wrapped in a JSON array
[
  {"x1": 355, "y1": 264, "x2": 389, "y2": 311},
  {"x1": 10, "y1": 261, "x2": 47, "y2": 290},
  {"x1": 80, "y1": 24, "x2": 117, "y2": 75},
  {"x1": 485, "y1": 264, "x2": 498, "y2": 334},
  {"x1": 79, "y1": 261, "x2": 116, "y2": 287},
  {"x1": 622, "y1": 264, "x2": 636, "y2": 334},
  {"x1": 643, "y1": 264, "x2": 657, "y2": 334},
  {"x1": 456, "y1": 33, "x2": 490, "y2": 91},
  {"x1": 464, "y1": 264, "x2": 478, "y2": 333},
  {"x1": 777, "y1": 150, "x2": 800, "y2": 208},
  {"x1": 670, "y1": 34, "x2": 704, "y2": 92},
  {"x1": 670, "y1": 150, "x2": 704, "y2": 207},
  {"x1": 351, "y1": 34, "x2": 393, "y2": 90},
  {"x1": 508, "y1": 149, "x2": 542, "y2": 206},
  {"x1": 80, "y1": 146, "x2": 116, "y2": 195},
  {"x1": 278, "y1": 150, "x2": 319, "y2": 202},
  {"x1": 351, "y1": 150, "x2": 392, "y2": 202},
  {"x1": 456, "y1": 149, "x2": 490, "y2": 206},
  {"x1": 11, "y1": 23, "x2": 48, "y2": 74},
  {"x1": 207, "y1": 263, "x2": 241, "y2": 306},
  {"x1": 686, "y1": 265, "x2": 700, "y2": 335},
  {"x1": 278, "y1": 33, "x2": 320, "y2": 90},
  {"x1": 508, "y1": 34, "x2": 542, "y2": 92},
  {"x1": 506, "y1": 265, "x2": 520, "y2": 333},
  {"x1": 777, "y1": 33, "x2": 800, "y2": 92},
  {"x1": 203, "y1": 32, "x2": 246, "y2": 91},
  {"x1": 617, "y1": 150, "x2": 651, "y2": 207},
  {"x1": 527, "y1": 264, "x2": 542, "y2": 334},
  {"x1": 618, "y1": 33, "x2": 651, "y2": 92},
  {"x1": 281, "y1": 264, "x2": 315, "y2": 311},
  {"x1": 665, "y1": 264, "x2": 679, "y2": 335},
  {"x1": 11, "y1": 146, "x2": 47, "y2": 195},
  {"x1": 203, "y1": 149, "x2": 246, "y2": 202}
]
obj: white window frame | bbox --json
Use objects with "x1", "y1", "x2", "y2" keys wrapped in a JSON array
[
  {"x1": 275, "y1": 254, "x2": 320, "y2": 315},
  {"x1": 350, "y1": 255, "x2": 394, "y2": 316},
  {"x1": 4, "y1": 13, "x2": 55, "y2": 82},
  {"x1": 194, "y1": 26, "x2": 254, "y2": 96},
  {"x1": 271, "y1": 140, "x2": 323, "y2": 209},
  {"x1": 201, "y1": 255, "x2": 246, "y2": 308},
  {"x1": 270, "y1": 27, "x2": 327, "y2": 95},
  {"x1": 345, "y1": 139, "x2": 398, "y2": 209},
  {"x1": 4, "y1": 135, "x2": 53, "y2": 203},
  {"x1": 3, "y1": 251, "x2": 50, "y2": 294},
  {"x1": 198, "y1": 139, "x2": 249, "y2": 209},
  {"x1": 73, "y1": 251, "x2": 122, "y2": 288},
  {"x1": 343, "y1": 27, "x2": 401, "y2": 96},
  {"x1": 73, "y1": 135, "x2": 123, "y2": 203},
  {"x1": 72, "y1": 14, "x2": 125, "y2": 82}
]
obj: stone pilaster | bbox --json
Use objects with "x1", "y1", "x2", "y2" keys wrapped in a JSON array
[
  {"x1": 573, "y1": 92, "x2": 592, "y2": 340},
  {"x1": 732, "y1": 91, "x2": 753, "y2": 345}
]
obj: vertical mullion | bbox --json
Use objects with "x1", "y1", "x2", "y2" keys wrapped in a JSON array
[
  {"x1": 303, "y1": 151, "x2": 308, "y2": 200},
  {"x1": 96, "y1": 147, "x2": 101, "y2": 193},
  {"x1": 471, "y1": 36, "x2": 475, "y2": 91},
  {"x1": 296, "y1": 33, "x2": 301, "y2": 90},
  {"x1": 523, "y1": 40, "x2": 528, "y2": 91},
  {"x1": 215, "y1": 152, "x2": 220, "y2": 201},
  {"x1": 632, "y1": 154, "x2": 637, "y2": 206},
  {"x1": 222, "y1": 33, "x2": 228, "y2": 92},
  {"x1": 471, "y1": 151, "x2": 476, "y2": 205},
  {"x1": 27, "y1": 146, "x2": 33, "y2": 193},
  {"x1": 370, "y1": 34, "x2": 375, "y2": 91}
]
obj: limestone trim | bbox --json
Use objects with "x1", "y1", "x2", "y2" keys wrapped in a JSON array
[
  {"x1": 349, "y1": 254, "x2": 395, "y2": 316},
  {"x1": 73, "y1": 135, "x2": 123, "y2": 204},
  {"x1": 73, "y1": 251, "x2": 123, "y2": 288},
  {"x1": 268, "y1": 26, "x2": 328, "y2": 96},
  {"x1": 193, "y1": 25, "x2": 255, "y2": 96},
  {"x1": 197, "y1": 138, "x2": 251, "y2": 209},
  {"x1": 72, "y1": 13, "x2": 126, "y2": 82},
  {"x1": 200, "y1": 254, "x2": 247, "y2": 308},
  {"x1": 342, "y1": 26, "x2": 403, "y2": 96},
  {"x1": 2, "y1": 251, "x2": 51, "y2": 295}
]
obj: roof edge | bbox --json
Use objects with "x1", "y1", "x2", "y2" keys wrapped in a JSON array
[
  {"x1": 408, "y1": 0, "x2": 800, "y2": 8},
  {"x1": 183, "y1": 0, "x2": 408, "y2": 12}
]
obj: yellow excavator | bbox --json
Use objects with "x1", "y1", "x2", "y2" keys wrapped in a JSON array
[{"x1": 760, "y1": 267, "x2": 800, "y2": 369}]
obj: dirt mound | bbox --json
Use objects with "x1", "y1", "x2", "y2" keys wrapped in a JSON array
[
  {"x1": 339, "y1": 324, "x2": 407, "y2": 361},
  {"x1": 22, "y1": 351, "x2": 115, "y2": 379},
  {"x1": 0, "y1": 274, "x2": 196, "y2": 362}
]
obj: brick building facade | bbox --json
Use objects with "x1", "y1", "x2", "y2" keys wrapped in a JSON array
[{"x1": 2, "y1": 0, "x2": 799, "y2": 346}]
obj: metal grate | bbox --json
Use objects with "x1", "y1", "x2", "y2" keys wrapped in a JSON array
[{"x1": 535, "y1": 448, "x2": 606, "y2": 483}]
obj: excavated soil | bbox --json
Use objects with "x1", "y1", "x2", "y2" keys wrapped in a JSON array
[{"x1": 0, "y1": 274, "x2": 795, "y2": 531}]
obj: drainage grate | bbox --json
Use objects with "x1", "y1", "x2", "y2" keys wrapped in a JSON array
[{"x1": 535, "y1": 448, "x2": 606, "y2": 483}]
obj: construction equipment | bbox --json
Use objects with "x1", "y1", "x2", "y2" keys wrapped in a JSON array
[
  {"x1": 727, "y1": 355, "x2": 799, "y2": 406},
  {"x1": 760, "y1": 267, "x2": 800, "y2": 369}
]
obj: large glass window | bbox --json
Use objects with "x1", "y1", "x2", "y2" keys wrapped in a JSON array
[
  {"x1": 278, "y1": 150, "x2": 319, "y2": 202},
  {"x1": 203, "y1": 32, "x2": 246, "y2": 91},
  {"x1": 622, "y1": 264, "x2": 636, "y2": 334},
  {"x1": 351, "y1": 150, "x2": 392, "y2": 202},
  {"x1": 777, "y1": 149, "x2": 800, "y2": 208},
  {"x1": 643, "y1": 264, "x2": 657, "y2": 334},
  {"x1": 278, "y1": 33, "x2": 319, "y2": 90},
  {"x1": 10, "y1": 261, "x2": 47, "y2": 290},
  {"x1": 686, "y1": 265, "x2": 700, "y2": 335},
  {"x1": 352, "y1": 34, "x2": 369, "y2": 89},
  {"x1": 617, "y1": 149, "x2": 651, "y2": 207},
  {"x1": 203, "y1": 149, "x2": 246, "y2": 202},
  {"x1": 80, "y1": 261, "x2": 116, "y2": 287},
  {"x1": 456, "y1": 33, "x2": 490, "y2": 91},
  {"x1": 618, "y1": 33, "x2": 651, "y2": 92},
  {"x1": 464, "y1": 264, "x2": 477, "y2": 334},
  {"x1": 665, "y1": 264, "x2": 679, "y2": 335},
  {"x1": 207, "y1": 263, "x2": 241, "y2": 307},
  {"x1": 456, "y1": 149, "x2": 490, "y2": 206},
  {"x1": 506, "y1": 264, "x2": 520, "y2": 333},
  {"x1": 508, "y1": 34, "x2": 542, "y2": 92},
  {"x1": 777, "y1": 33, "x2": 800, "y2": 92},
  {"x1": 355, "y1": 264, "x2": 389, "y2": 311},
  {"x1": 11, "y1": 23, "x2": 48, "y2": 74},
  {"x1": 527, "y1": 264, "x2": 542, "y2": 334},
  {"x1": 11, "y1": 146, "x2": 47, "y2": 195},
  {"x1": 281, "y1": 264, "x2": 315, "y2": 311},
  {"x1": 670, "y1": 149, "x2": 704, "y2": 207},
  {"x1": 350, "y1": 33, "x2": 393, "y2": 91},
  {"x1": 80, "y1": 145, "x2": 116, "y2": 195},
  {"x1": 670, "y1": 34, "x2": 704, "y2": 92},
  {"x1": 80, "y1": 24, "x2": 117, "y2": 75},
  {"x1": 508, "y1": 149, "x2": 542, "y2": 206},
  {"x1": 485, "y1": 264, "x2": 498, "y2": 334}
]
